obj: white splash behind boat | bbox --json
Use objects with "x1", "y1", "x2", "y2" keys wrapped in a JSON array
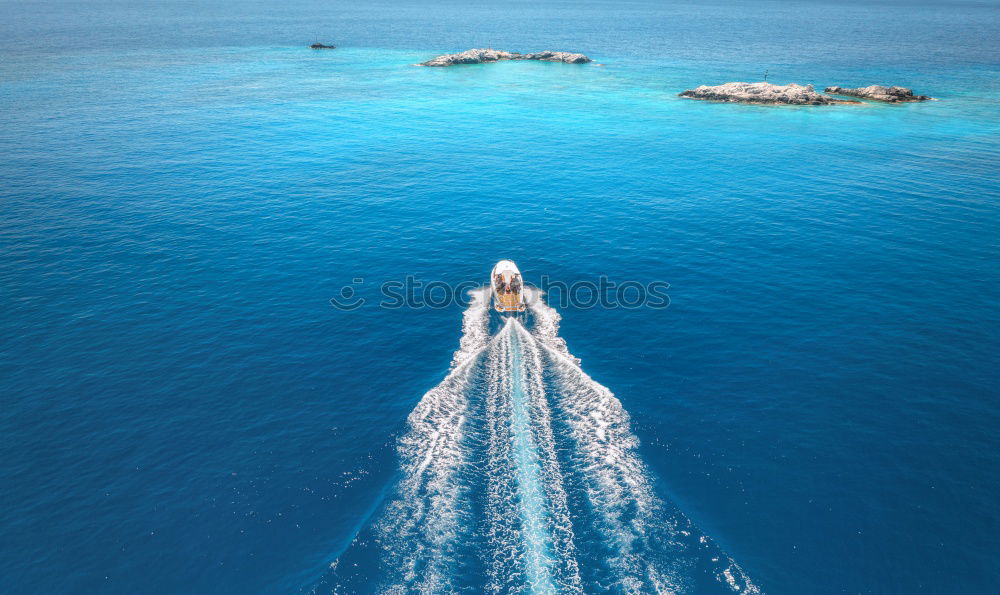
[{"x1": 490, "y1": 260, "x2": 526, "y2": 313}]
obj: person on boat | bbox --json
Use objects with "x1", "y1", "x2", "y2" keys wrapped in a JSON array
[
  {"x1": 510, "y1": 275, "x2": 521, "y2": 294},
  {"x1": 495, "y1": 273, "x2": 507, "y2": 293}
]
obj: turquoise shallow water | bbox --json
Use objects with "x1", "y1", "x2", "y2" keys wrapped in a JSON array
[{"x1": 2, "y1": 0, "x2": 999, "y2": 592}]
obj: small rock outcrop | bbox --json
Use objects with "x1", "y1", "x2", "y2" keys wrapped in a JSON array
[
  {"x1": 420, "y1": 48, "x2": 591, "y2": 67},
  {"x1": 679, "y1": 82, "x2": 859, "y2": 105},
  {"x1": 421, "y1": 48, "x2": 519, "y2": 66},
  {"x1": 824, "y1": 85, "x2": 931, "y2": 102},
  {"x1": 521, "y1": 51, "x2": 592, "y2": 64},
  {"x1": 310, "y1": 43, "x2": 336, "y2": 49}
]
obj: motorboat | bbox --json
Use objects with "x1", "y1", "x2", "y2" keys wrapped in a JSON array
[{"x1": 491, "y1": 260, "x2": 526, "y2": 313}]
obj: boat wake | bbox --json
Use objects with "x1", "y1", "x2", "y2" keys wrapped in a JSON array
[{"x1": 319, "y1": 288, "x2": 759, "y2": 594}]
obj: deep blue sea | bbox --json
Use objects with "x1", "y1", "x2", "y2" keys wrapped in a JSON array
[{"x1": 2, "y1": 0, "x2": 998, "y2": 592}]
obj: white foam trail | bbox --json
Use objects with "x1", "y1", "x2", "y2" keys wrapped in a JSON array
[
  {"x1": 526, "y1": 287, "x2": 760, "y2": 594},
  {"x1": 351, "y1": 285, "x2": 757, "y2": 594},
  {"x1": 513, "y1": 321, "x2": 583, "y2": 594},
  {"x1": 376, "y1": 287, "x2": 490, "y2": 592},
  {"x1": 508, "y1": 322, "x2": 557, "y2": 591},
  {"x1": 483, "y1": 321, "x2": 522, "y2": 593},
  {"x1": 453, "y1": 286, "x2": 490, "y2": 367},
  {"x1": 523, "y1": 286, "x2": 574, "y2": 362},
  {"x1": 483, "y1": 320, "x2": 583, "y2": 594},
  {"x1": 541, "y1": 339, "x2": 680, "y2": 593}
]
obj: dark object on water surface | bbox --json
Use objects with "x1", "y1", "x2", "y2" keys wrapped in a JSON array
[{"x1": 310, "y1": 43, "x2": 336, "y2": 49}]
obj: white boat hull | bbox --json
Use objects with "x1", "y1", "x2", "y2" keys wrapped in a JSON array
[{"x1": 490, "y1": 260, "x2": 526, "y2": 313}]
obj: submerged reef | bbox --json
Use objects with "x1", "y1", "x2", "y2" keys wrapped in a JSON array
[
  {"x1": 421, "y1": 48, "x2": 591, "y2": 66},
  {"x1": 679, "y1": 82, "x2": 859, "y2": 105},
  {"x1": 824, "y1": 85, "x2": 932, "y2": 102}
]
